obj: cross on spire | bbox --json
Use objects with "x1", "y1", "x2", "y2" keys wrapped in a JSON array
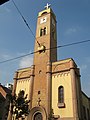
[{"x1": 44, "y1": 3, "x2": 51, "y2": 9}]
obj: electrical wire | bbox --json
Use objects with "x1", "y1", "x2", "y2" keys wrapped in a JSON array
[
  {"x1": 46, "y1": 39, "x2": 90, "y2": 51},
  {"x1": 0, "y1": 39, "x2": 90, "y2": 64},
  {"x1": 0, "y1": 51, "x2": 38, "y2": 64},
  {"x1": 12, "y1": 1, "x2": 90, "y2": 49},
  {"x1": 0, "y1": 1, "x2": 90, "y2": 64},
  {"x1": 12, "y1": 0, "x2": 40, "y2": 46}
]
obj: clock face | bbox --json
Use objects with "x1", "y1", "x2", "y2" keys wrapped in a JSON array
[{"x1": 40, "y1": 17, "x2": 47, "y2": 24}]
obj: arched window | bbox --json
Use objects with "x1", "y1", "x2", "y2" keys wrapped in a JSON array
[
  {"x1": 40, "y1": 27, "x2": 47, "y2": 37},
  {"x1": 58, "y1": 86, "x2": 64, "y2": 103},
  {"x1": 40, "y1": 28, "x2": 43, "y2": 36},
  {"x1": 43, "y1": 27, "x2": 46, "y2": 35}
]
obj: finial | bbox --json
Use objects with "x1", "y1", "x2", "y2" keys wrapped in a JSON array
[{"x1": 44, "y1": 3, "x2": 51, "y2": 9}]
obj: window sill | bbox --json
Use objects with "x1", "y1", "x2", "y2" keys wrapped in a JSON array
[{"x1": 57, "y1": 103, "x2": 65, "y2": 108}]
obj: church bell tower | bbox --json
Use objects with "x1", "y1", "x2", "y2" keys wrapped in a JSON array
[
  {"x1": 29, "y1": 4, "x2": 57, "y2": 120},
  {"x1": 8, "y1": 3, "x2": 88, "y2": 120}
]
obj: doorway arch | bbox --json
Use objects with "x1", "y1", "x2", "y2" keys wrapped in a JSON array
[{"x1": 27, "y1": 106, "x2": 47, "y2": 120}]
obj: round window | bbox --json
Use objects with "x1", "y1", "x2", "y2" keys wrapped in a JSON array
[{"x1": 33, "y1": 112, "x2": 43, "y2": 120}]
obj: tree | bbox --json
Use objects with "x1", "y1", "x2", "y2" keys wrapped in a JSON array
[
  {"x1": 0, "y1": 0, "x2": 9, "y2": 5},
  {"x1": 12, "y1": 90, "x2": 30, "y2": 119},
  {"x1": 2, "y1": 90, "x2": 30, "y2": 120}
]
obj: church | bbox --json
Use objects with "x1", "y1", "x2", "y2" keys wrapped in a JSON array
[{"x1": 8, "y1": 4, "x2": 90, "y2": 120}]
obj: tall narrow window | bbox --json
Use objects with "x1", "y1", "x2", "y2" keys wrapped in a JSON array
[
  {"x1": 40, "y1": 29, "x2": 43, "y2": 36},
  {"x1": 40, "y1": 27, "x2": 47, "y2": 37},
  {"x1": 83, "y1": 106, "x2": 86, "y2": 119},
  {"x1": 87, "y1": 108, "x2": 90, "y2": 120},
  {"x1": 58, "y1": 86, "x2": 65, "y2": 108},
  {"x1": 58, "y1": 86, "x2": 64, "y2": 103},
  {"x1": 43, "y1": 27, "x2": 46, "y2": 35}
]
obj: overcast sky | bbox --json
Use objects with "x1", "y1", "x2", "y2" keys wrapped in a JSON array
[{"x1": 0, "y1": 0, "x2": 90, "y2": 96}]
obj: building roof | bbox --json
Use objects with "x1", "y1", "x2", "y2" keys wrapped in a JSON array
[
  {"x1": 52, "y1": 58, "x2": 78, "y2": 73},
  {"x1": 0, "y1": 84, "x2": 11, "y2": 99}
]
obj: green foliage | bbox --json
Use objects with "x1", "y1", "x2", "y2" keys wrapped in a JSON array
[{"x1": 12, "y1": 90, "x2": 30, "y2": 119}]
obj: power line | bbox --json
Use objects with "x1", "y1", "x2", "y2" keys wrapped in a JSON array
[
  {"x1": 0, "y1": 51, "x2": 38, "y2": 64},
  {"x1": 0, "y1": 39, "x2": 90, "y2": 64},
  {"x1": 12, "y1": 0, "x2": 40, "y2": 46},
  {"x1": 46, "y1": 39, "x2": 90, "y2": 50}
]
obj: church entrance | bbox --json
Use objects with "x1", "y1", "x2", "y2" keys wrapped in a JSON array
[
  {"x1": 33, "y1": 112, "x2": 43, "y2": 120},
  {"x1": 28, "y1": 106, "x2": 46, "y2": 120}
]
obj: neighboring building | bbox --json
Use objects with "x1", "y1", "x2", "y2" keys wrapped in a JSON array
[
  {"x1": 0, "y1": 84, "x2": 11, "y2": 119},
  {"x1": 8, "y1": 5, "x2": 90, "y2": 120},
  {"x1": 82, "y1": 92, "x2": 90, "y2": 120},
  {"x1": 5, "y1": 83, "x2": 13, "y2": 91}
]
